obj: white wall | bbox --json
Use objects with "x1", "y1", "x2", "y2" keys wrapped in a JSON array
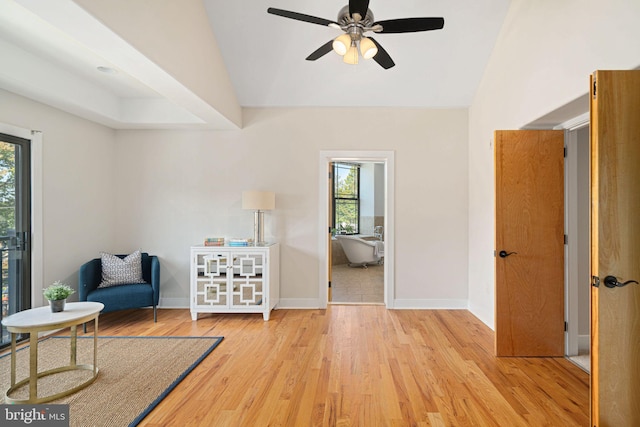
[
  {"x1": 374, "y1": 163, "x2": 385, "y2": 218},
  {"x1": 468, "y1": 0, "x2": 640, "y2": 327},
  {"x1": 359, "y1": 162, "x2": 375, "y2": 235},
  {"x1": 114, "y1": 107, "x2": 469, "y2": 308},
  {"x1": 0, "y1": 92, "x2": 468, "y2": 310},
  {"x1": 0, "y1": 89, "x2": 116, "y2": 305}
]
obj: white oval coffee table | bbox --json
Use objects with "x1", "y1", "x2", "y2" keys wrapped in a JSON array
[{"x1": 1, "y1": 301, "x2": 104, "y2": 404}]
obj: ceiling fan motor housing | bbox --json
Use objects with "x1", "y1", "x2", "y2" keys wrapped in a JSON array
[{"x1": 337, "y1": 5, "x2": 374, "y2": 41}]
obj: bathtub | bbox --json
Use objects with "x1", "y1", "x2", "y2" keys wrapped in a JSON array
[{"x1": 335, "y1": 235, "x2": 384, "y2": 267}]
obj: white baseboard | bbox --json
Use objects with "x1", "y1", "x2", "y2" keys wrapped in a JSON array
[
  {"x1": 392, "y1": 299, "x2": 468, "y2": 309},
  {"x1": 467, "y1": 303, "x2": 495, "y2": 330},
  {"x1": 159, "y1": 297, "x2": 471, "y2": 312},
  {"x1": 160, "y1": 298, "x2": 323, "y2": 310},
  {"x1": 278, "y1": 299, "x2": 469, "y2": 310},
  {"x1": 578, "y1": 334, "x2": 590, "y2": 352},
  {"x1": 159, "y1": 297, "x2": 189, "y2": 309},
  {"x1": 277, "y1": 298, "x2": 322, "y2": 309}
]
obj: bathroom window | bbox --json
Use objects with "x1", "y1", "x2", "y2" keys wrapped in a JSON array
[{"x1": 333, "y1": 162, "x2": 359, "y2": 235}]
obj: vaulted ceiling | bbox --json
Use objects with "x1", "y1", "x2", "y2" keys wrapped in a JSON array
[{"x1": 0, "y1": 0, "x2": 510, "y2": 129}]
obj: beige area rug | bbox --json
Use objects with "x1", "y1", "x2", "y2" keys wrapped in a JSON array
[{"x1": 0, "y1": 336, "x2": 223, "y2": 426}]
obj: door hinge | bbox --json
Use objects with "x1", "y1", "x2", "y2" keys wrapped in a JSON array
[
  {"x1": 564, "y1": 234, "x2": 568, "y2": 245},
  {"x1": 592, "y1": 276, "x2": 600, "y2": 288},
  {"x1": 564, "y1": 321, "x2": 568, "y2": 332},
  {"x1": 564, "y1": 146, "x2": 567, "y2": 157},
  {"x1": 593, "y1": 76, "x2": 597, "y2": 99}
]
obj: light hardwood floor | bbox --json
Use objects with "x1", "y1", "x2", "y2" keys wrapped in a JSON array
[{"x1": 34, "y1": 307, "x2": 593, "y2": 426}]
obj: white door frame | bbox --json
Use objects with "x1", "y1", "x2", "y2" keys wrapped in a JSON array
[
  {"x1": 318, "y1": 150, "x2": 395, "y2": 308},
  {"x1": 557, "y1": 114, "x2": 589, "y2": 357}
]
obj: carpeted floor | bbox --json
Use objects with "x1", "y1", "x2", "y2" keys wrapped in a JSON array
[
  {"x1": 0, "y1": 335, "x2": 223, "y2": 426},
  {"x1": 331, "y1": 263, "x2": 384, "y2": 303}
]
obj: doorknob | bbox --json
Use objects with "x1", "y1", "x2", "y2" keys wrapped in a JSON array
[
  {"x1": 498, "y1": 250, "x2": 517, "y2": 258},
  {"x1": 603, "y1": 275, "x2": 639, "y2": 288}
]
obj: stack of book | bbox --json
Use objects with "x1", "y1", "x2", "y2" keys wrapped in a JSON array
[
  {"x1": 228, "y1": 238, "x2": 251, "y2": 247},
  {"x1": 204, "y1": 237, "x2": 225, "y2": 246}
]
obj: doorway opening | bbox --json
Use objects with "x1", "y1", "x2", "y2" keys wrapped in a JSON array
[
  {"x1": 331, "y1": 161, "x2": 384, "y2": 304},
  {"x1": 318, "y1": 151, "x2": 394, "y2": 308},
  {"x1": 565, "y1": 123, "x2": 590, "y2": 372}
]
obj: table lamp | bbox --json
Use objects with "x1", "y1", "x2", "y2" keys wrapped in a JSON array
[{"x1": 242, "y1": 191, "x2": 275, "y2": 246}]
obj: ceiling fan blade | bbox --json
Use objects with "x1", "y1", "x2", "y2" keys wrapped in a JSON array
[
  {"x1": 368, "y1": 37, "x2": 395, "y2": 69},
  {"x1": 267, "y1": 7, "x2": 337, "y2": 27},
  {"x1": 349, "y1": 0, "x2": 370, "y2": 18},
  {"x1": 306, "y1": 41, "x2": 334, "y2": 61},
  {"x1": 374, "y1": 17, "x2": 445, "y2": 33}
]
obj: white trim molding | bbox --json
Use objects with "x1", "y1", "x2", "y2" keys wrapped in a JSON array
[
  {"x1": 158, "y1": 297, "x2": 189, "y2": 309},
  {"x1": 318, "y1": 150, "x2": 395, "y2": 309},
  {"x1": 393, "y1": 299, "x2": 469, "y2": 309},
  {"x1": 277, "y1": 298, "x2": 321, "y2": 309},
  {"x1": 554, "y1": 112, "x2": 589, "y2": 131}
]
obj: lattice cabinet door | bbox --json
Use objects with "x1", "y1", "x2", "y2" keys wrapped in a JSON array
[
  {"x1": 229, "y1": 252, "x2": 265, "y2": 308},
  {"x1": 193, "y1": 252, "x2": 230, "y2": 308}
]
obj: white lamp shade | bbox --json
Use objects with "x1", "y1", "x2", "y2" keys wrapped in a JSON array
[
  {"x1": 332, "y1": 34, "x2": 351, "y2": 56},
  {"x1": 242, "y1": 191, "x2": 275, "y2": 210},
  {"x1": 343, "y1": 45, "x2": 359, "y2": 65},
  {"x1": 359, "y1": 37, "x2": 378, "y2": 59}
]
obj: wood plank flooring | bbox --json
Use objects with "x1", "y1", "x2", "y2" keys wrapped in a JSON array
[{"x1": 15, "y1": 306, "x2": 591, "y2": 426}]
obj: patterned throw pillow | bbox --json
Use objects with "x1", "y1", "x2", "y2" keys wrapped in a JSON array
[{"x1": 99, "y1": 250, "x2": 146, "y2": 288}]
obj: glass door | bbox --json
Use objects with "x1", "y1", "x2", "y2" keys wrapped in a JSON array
[{"x1": 0, "y1": 133, "x2": 31, "y2": 349}]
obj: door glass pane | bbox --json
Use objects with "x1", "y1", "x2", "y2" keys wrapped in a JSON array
[{"x1": 0, "y1": 134, "x2": 31, "y2": 349}]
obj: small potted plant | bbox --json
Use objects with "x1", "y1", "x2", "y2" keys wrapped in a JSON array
[{"x1": 43, "y1": 281, "x2": 75, "y2": 312}]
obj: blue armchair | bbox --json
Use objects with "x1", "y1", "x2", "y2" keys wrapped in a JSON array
[{"x1": 79, "y1": 252, "x2": 160, "y2": 328}]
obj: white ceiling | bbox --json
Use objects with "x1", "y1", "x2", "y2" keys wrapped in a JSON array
[
  {"x1": 205, "y1": 0, "x2": 510, "y2": 108},
  {"x1": 0, "y1": 0, "x2": 511, "y2": 129}
]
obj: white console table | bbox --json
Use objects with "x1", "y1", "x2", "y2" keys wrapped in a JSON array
[{"x1": 190, "y1": 244, "x2": 279, "y2": 321}]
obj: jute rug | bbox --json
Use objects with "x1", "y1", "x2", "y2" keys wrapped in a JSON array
[{"x1": 0, "y1": 336, "x2": 223, "y2": 426}]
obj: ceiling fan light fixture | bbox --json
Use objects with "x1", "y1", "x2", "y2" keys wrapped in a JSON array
[
  {"x1": 359, "y1": 37, "x2": 378, "y2": 59},
  {"x1": 332, "y1": 33, "x2": 351, "y2": 56},
  {"x1": 343, "y1": 45, "x2": 359, "y2": 65},
  {"x1": 267, "y1": 3, "x2": 445, "y2": 69}
]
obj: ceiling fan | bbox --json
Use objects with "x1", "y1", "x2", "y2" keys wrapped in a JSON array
[{"x1": 267, "y1": 0, "x2": 444, "y2": 69}]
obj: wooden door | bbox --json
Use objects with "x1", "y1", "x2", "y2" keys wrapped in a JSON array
[
  {"x1": 495, "y1": 130, "x2": 565, "y2": 356},
  {"x1": 328, "y1": 162, "x2": 334, "y2": 302},
  {"x1": 590, "y1": 70, "x2": 640, "y2": 427}
]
